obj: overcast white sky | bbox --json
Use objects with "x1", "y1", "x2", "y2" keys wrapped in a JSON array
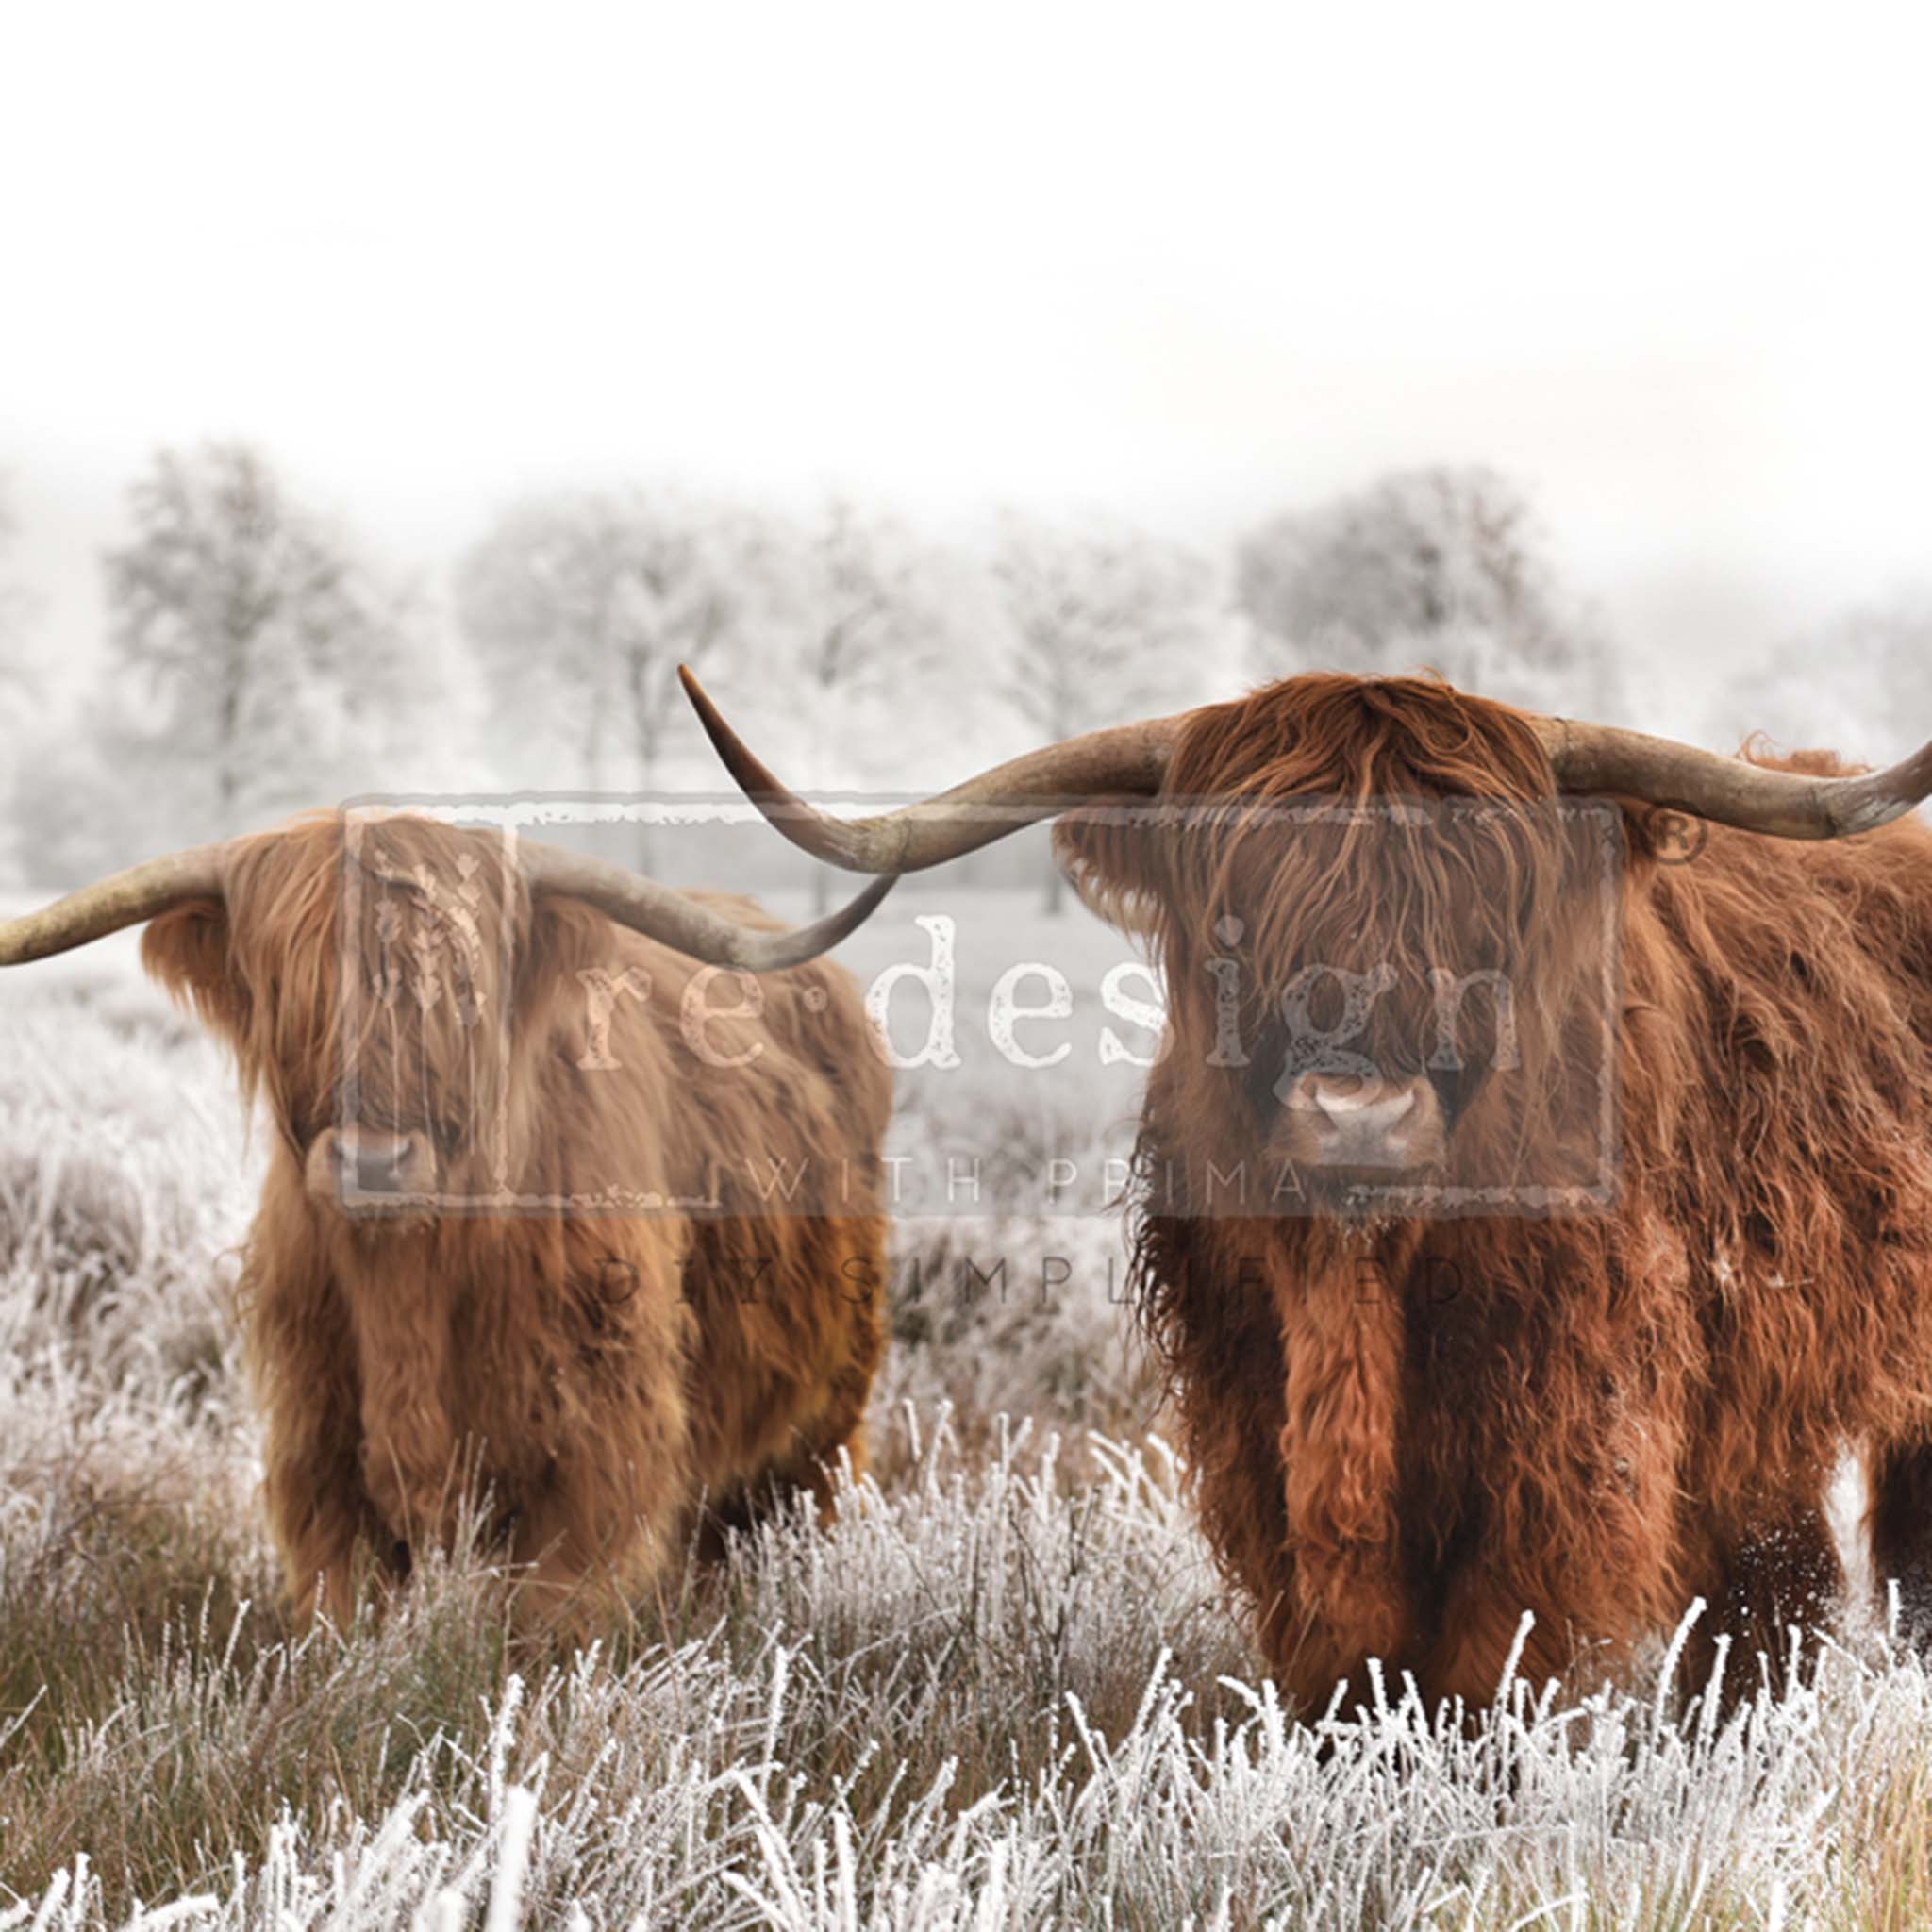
[{"x1": 4, "y1": 1, "x2": 1929, "y2": 741}]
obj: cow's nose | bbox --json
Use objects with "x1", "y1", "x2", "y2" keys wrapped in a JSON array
[
  {"x1": 1281, "y1": 1072, "x2": 1428, "y2": 1167},
  {"x1": 1308, "y1": 1079, "x2": 1416, "y2": 1137},
  {"x1": 306, "y1": 1125, "x2": 438, "y2": 1209},
  {"x1": 350, "y1": 1132, "x2": 408, "y2": 1195}
]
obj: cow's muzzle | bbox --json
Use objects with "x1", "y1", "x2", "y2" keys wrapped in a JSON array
[
  {"x1": 305, "y1": 1124, "x2": 440, "y2": 1212},
  {"x1": 1277, "y1": 1072, "x2": 1444, "y2": 1172}
]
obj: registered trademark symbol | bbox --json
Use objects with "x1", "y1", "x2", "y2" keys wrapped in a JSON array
[{"x1": 1643, "y1": 801, "x2": 1708, "y2": 866}]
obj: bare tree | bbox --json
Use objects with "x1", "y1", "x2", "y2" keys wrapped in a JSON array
[
  {"x1": 105, "y1": 442, "x2": 406, "y2": 826},
  {"x1": 994, "y1": 515, "x2": 1233, "y2": 910},
  {"x1": 794, "y1": 499, "x2": 923, "y2": 707},
  {"x1": 1237, "y1": 466, "x2": 1617, "y2": 716},
  {"x1": 456, "y1": 489, "x2": 763, "y2": 867},
  {"x1": 769, "y1": 498, "x2": 950, "y2": 910},
  {"x1": 0, "y1": 477, "x2": 42, "y2": 886}
]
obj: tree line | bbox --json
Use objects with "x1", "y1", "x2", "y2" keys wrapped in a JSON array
[{"x1": 1, "y1": 445, "x2": 1920, "y2": 897}]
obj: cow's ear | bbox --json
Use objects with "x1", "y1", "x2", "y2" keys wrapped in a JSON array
[
  {"x1": 1053, "y1": 808, "x2": 1171, "y2": 937},
  {"x1": 142, "y1": 899, "x2": 250, "y2": 1043}
]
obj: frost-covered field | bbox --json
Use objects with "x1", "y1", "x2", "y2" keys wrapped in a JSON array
[{"x1": 2, "y1": 891, "x2": 1930, "y2": 1929}]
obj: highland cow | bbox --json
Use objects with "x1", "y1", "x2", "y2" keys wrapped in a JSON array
[
  {"x1": 685, "y1": 663, "x2": 1932, "y2": 1712},
  {"x1": 0, "y1": 811, "x2": 894, "y2": 1631}
]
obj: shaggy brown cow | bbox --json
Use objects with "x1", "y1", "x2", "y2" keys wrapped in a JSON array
[
  {"x1": 684, "y1": 663, "x2": 1932, "y2": 1712},
  {"x1": 0, "y1": 811, "x2": 894, "y2": 1631}
]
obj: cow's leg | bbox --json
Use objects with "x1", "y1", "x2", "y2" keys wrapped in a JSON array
[
  {"x1": 501, "y1": 1237, "x2": 698, "y2": 1637},
  {"x1": 1259, "y1": 1595, "x2": 1403, "y2": 1724},
  {"x1": 1677, "y1": 1498, "x2": 1843, "y2": 1704},
  {"x1": 777, "y1": 1213, "x2": 887, "y2": 1520},
  {"x1": 1415, "y1": 1502, "x2": 1685, "y2": 1715},
  {"x1": 506, "y1": 1481, "x2": 678, "y2": 1638},
  {"x1": 1398, "y1": 1327, "x2": 1690, "y2": 1717},
  {"x1": 694, "y1": 1359, "x2": 875, "y2": 1558},
  {"x1": 696, "y1": 1214, "x2": 889, "y2": 1541},
  {"x1": 242, "y1": 1224, "x2": 401, "y2": 1625},
  {"x1": 1869, "y1": 1438, "x2": 1932, "y2": 1647},
  {"x1": 1415, "y1": 1572, "x2": 1583, "y2": 1715},
  {"x1": 766, "y1": 1349, "x2": 878, "y2": 1524},
  {"x1": 333, "y1": 1235, "x2": 469, "y2": 1562},
  {"x1": 265, "y1": 1385, "x2": 401, "y2": 1627}
]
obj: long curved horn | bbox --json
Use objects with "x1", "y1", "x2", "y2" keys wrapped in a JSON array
[
  {"x1": 680, "y1": 665, "x2": 1183, "y2": 873},
  {"x1": 519, "y1": 842, "x2": 897, "y2": 969},
  {"x1": 0, "y1": 843, "x2": 232, "y2": 965},
  {"x1": 1535, "y1": 718, "x2": 1932, "y2": 839},
  {"x1": 0, "y1": 834, "x2": 893, "y2": 974}
]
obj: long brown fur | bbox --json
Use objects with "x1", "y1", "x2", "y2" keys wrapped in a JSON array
[
  {"x1": 142, "y1": 813, "x2": 891, "y2": 1632},
  {"x1": 1055, "y1": 673, "x2": 1932, "y2": 1712}
]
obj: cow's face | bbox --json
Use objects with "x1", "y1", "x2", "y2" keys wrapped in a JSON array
[
  {"x1": 1058, "y1": 675, "x2": 1624, "y2": 1210},
  {"x1": 142, "y1": 815, "x2": 558, "y2": 1218}
]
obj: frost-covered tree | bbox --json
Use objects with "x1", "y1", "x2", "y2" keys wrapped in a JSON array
[
  {"x1": 0, "y1": 476, "x2": 39, "y2": 709},
  {"x1": 1713, "y1": 594, "x2": 1932, "y2": 767},
  {"x1": 993, "y1": 515, "x2": 1234, "y2": 910},
  {"x1": 0, "y1": 477, "x2": 43, "y2": 886},
  {"x1": 791, "y1": 498, "x2": 927, "y2": 713},
  {"x1": 1237, "y1": 467, "x2": 1616, "y2": 716},
  {"x1": 757, "y1": 499, "x2": 966, "y2": 909},
  {"x1": 456, "y1": 491, "x2": 767, "y2": 866},
  {"x1": 102, "y1": 442, "x2": 414, "y2": 831}
]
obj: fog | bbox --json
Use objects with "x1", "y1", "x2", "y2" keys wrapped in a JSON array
[{"x1": 6, "y1": 3, "x2": 1930, "y2": 750}]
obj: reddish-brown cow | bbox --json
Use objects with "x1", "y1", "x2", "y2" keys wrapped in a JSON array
[
  {"x1": 0, "y1": 812, "x2": 893, "y2": 1631},
  {"x1": 686, "y1": 664, "x2": 1932, "y2": 1711}
]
